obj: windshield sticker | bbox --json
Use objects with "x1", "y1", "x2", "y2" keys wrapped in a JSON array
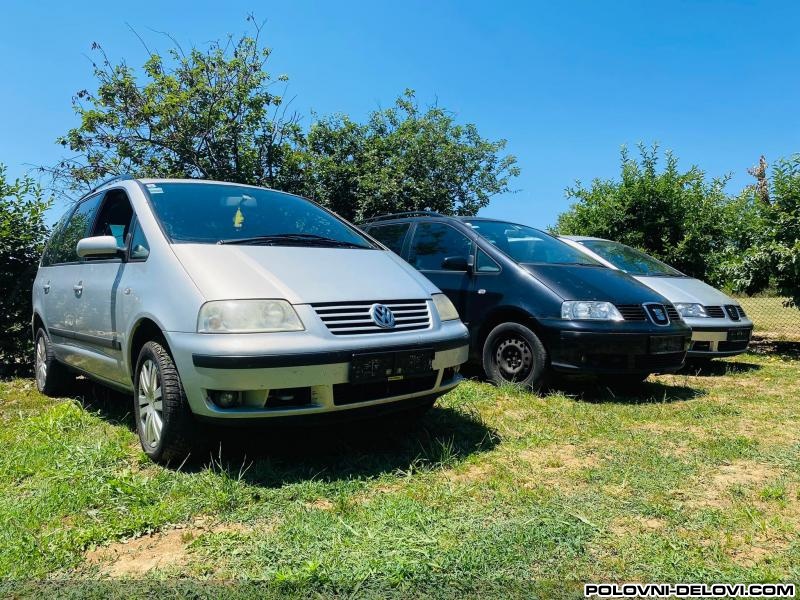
[
  {"x1": 146, "y1": 184, "x2": 163, "y2": 194},
  {"x1": 233, "y1": 206, "x2": 245, "y2": 229}
]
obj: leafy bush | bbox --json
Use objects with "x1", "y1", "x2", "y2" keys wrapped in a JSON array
[
  {"x1": 554, "y1": 144, "x2": 753, "y2": 286},
  {"x1": 0, "y1": 165, "x2": 51, "y2": 376}
]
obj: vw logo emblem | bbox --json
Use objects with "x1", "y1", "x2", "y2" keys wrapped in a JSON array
[{"x1": 369, "y1": 303, "x2": 396, "y2": 329}]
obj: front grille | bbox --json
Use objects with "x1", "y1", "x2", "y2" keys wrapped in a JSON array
[
  {"x1": 665, "y1": 304, "x2": 681, "y2": 322},
  {"x1": 705, "y1": 306, "x2": 725, "y2": 318},
  {"x1": 718, "y1": 340, "x2": 749, "y2": 352},
  {"x1": 312, "y1": 299, "x2": 431, "y2": 335},
  {"x1": 737, "y1": 305, "x2": 747, "y2": 318},
  {"x1": 615, "y1": 304, "x2": 647, "y2": 321},
  {"x1": 634, "y1": 352, "x2": 685, "y2": 370},
  {"x1": 725, "y1": 304, "x2": 741, "y2": 321},
  {"x1": 333, "y1": 375, "x2": 438, "y2": 405}
]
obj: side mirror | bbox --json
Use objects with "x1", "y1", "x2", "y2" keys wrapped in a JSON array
[
  {"x1": 441, "y1": 256, "x2": 470, "y2": 271},
  {"x1": 76, "y1": 235, "x2": 122, "y2": 258}
]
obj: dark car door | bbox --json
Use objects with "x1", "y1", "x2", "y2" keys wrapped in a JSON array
[{"x1": 407, "y1": 222, "x2": 475, "y2": 320}]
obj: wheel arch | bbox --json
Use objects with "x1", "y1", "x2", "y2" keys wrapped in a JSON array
[
  {"x1": 476, "y1": 306, "x2": 548, "y2": 356},
  {"x1": 127, "y1": 317, "x2": 170, "y2": 381}
]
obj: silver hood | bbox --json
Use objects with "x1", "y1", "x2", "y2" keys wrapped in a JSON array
[
  {"x1": 633, "y1": 276, "x2": 737, "y2": 306},
  {"x1": 171, "y1": 245, "x2": 439, "y2": 303}
]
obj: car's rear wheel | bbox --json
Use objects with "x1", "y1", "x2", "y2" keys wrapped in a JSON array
[
  {"x1": 134, "y1": 340, "x2": 205, "y2": 464},
  {"x1": 34, "y1": 328, "x2": 73, "y2": 396},
  {"x1": 482, "y1": 322, "x2": 548, "y2": 390}
]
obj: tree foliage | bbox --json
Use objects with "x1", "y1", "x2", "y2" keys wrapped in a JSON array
[
  {"x1": 554, "y1": 144, "x2": 747, "y2": 285},
  {"x1": 54, "y1": 22, "x2": 518, "y2": 220},
  {"x1": 732, "y1": 154, "x2": 800, "y2": 306},
  {"x1": 55, "y1": 18, "x2": 301, "y2": 191},
  {"x1": 297, "y1": 91, "x2": 519, "y2": 221},
  {"x1": 0, "y1": 165, "x2": 51, "y2": 376}
]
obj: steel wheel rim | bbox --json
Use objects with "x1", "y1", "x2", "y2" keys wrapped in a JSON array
[
  {"x1": 495, "y1": 336, "x2": 533, "y2": 381},
  {"x1": 35, "y1": 337, "x2": 47, "y2": 390},
  {"x1": 137, "y1": 359, "x2": 164, "y2": 448}
]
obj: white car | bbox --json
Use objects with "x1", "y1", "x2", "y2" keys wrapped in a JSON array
[
  {"x1": 32, "y1": 176, "x2": 469, "y2": 463},
  {"x1": 560, "y1": 236, "x2": 753, "y2": 360}
]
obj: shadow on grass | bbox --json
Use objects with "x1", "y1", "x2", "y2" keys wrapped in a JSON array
[
  {"x1": 70, "y1": 377, "x2": 499, "y2": 486},
  {"x1": 679, "y1": 360, "x2": 762, "y2": 377},
  {"x1": 210, "y1": 404, "x2": 500, "y2": 487},
  {"x1": 556, "y1": 377, "x2": 706, "y2": 405},
  {"x1": 749, "y1": 339, "x2": 800, "y2": 360}
]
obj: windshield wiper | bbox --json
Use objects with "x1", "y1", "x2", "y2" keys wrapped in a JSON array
[{"x1": 217, "y1": 234, "x2": 370, "y2": 249}]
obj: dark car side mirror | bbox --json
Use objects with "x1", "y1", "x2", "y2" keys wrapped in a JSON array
[{"x1": 441, "y1": 256, "x2": 471, "y2": 272}]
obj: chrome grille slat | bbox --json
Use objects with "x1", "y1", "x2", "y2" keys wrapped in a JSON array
[{"x1": 312, "y1": 299, "x2": 431, "y2": 335}]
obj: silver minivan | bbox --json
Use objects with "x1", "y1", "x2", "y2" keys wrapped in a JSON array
[
  {"x1": 560, "y1": 236, "x2": 753, "y2": 360},
  {"x1": 32, "y1": 177, "x2": 469, "y2": 462}
]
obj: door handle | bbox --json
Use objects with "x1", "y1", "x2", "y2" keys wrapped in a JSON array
[
  {"x1": 73, "y1": 282, "x2": 83, "y2": 293},
  {"x1": 43, "y1": 281, "x2": 50, "y2": 294}
]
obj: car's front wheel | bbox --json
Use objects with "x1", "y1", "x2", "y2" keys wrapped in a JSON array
[
  {"x1": 482, "y1": 322, "x2": 548, "y2": 390},
  {"x1": 134, "y1": 340, "x2": 205, "y2": 464},
  {"x1": 34, "y1": 328, "x2": 73, "y2": 396}
]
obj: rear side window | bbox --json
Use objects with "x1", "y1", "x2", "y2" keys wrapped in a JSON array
[
  {"x1": 368, "y1": 223, "x2": 410, "y2": 255},
  {"x1": 409, "y1": 222, "x2": 474, "y2": 271},
  {"x1": 42, "y1": 194, "x2": 103, "y2": 265}
]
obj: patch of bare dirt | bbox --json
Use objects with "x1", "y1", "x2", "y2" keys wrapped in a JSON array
[
  {"x1": 85, "y1": 517, "x2": 252, "y2": 577},
  {"x1": 446, "y1": 462, "x2": 493, "y2": 484},
  {"x1": 608, "y1": 515, "x2": 667, "y2": 537},
  {"x1": 690, "y1": 460, "x2": 782, "y2": 508},
  {"x1": 304, "y1": 498, "x2": 335, "y2": 510}
]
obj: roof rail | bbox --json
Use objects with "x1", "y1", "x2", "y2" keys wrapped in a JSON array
[
  {"x1": 361, "y1": 210, "x2": 444, "y2": 224},
  {"x1": 79, "y1": 174, "x2": 134, "y2": 200}
]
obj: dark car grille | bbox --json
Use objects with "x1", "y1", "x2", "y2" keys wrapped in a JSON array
[
  {"x1": 634, "y1": 351, "x2": 685, "y2": 371},
  {"x1": 312, "y1": 299, "x2": 431, "y2": 335},
  {"x1": 333, "y1": 375, "x2": 437, "y2": 405},
  {"x1": 725, "y1": 304, "x2": 741, "y2": 321},
  {"x1": 615, "y1": 304, "x2": 647, "y2": 321},
  {"x1": 704, "y1": 306, "x2": 725, "y2": 318},
  {"x1": 665, "y1": 304, "x2": 680, "y2": 322},
  {"x1": 718, "y1": 340, "x2": 749, "y2": 352},
  {"x1": 737, "y1": 305, "x2": 747, "y2": 318}
]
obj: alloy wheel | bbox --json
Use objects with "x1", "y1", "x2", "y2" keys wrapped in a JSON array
[
  {"x1": 35, "y1": 336, "x2": 47, "y2": 390},
  {"x1": 138, "y1": 359, "x2": 164, "y2": 448}
]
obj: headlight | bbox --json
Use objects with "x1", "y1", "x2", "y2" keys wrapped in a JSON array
[
  {"x1": 198, "y1": 299, "x2": 304, "y2": 333},
  {"x1": 432, "y1": 293, "x2": 459, "y2": 321},
  {"x1": 561, "y1": 301, "x2": 624, "y2": 321},
  {"x1": 674, "y1": 303, "x2": 708, "y2": 318}
]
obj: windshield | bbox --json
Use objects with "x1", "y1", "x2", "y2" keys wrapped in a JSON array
[
  {"x1": 579, "y1": 239, "x2": 684, "y2": 276},
  {"x1": 144, "y1": 182, "x2": 374, "y2": 248},
  {"x1": 464, "y1": 220, "x2": 601, "y2": 265}
]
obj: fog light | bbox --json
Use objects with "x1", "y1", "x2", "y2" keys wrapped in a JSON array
[{"x1": 209, "y1": 390, "x2": 241, "y2": 408}]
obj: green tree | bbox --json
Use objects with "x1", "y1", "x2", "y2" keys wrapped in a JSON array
[
  {"x1": 296, "y1": 91, "x2": 519, "y2": 221},
  {"x1": 54, "y1": 18, "x2": 301, "y2": 192},
  {"x1": 554, "y1": 144, "x2": 745, "y2": 285},
  {"x1": 0, "y1": 165, "x2": 51, "y2": 376},
  {"x1": 733, "y1": 154, "x2": 800, "y2": 307}
]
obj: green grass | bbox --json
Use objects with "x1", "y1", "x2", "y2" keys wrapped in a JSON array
[
  {"x1": 1, "y1": 350, "x2": 800, "y2": 598},
  {"x1": 735, "y1": 296, "x2": 800, "y2": 341}
]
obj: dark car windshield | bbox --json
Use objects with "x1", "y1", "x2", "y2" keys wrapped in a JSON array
[
  {"x1": 579, "y1": 239, "x2": 684, "y2": 277},
  {"x1": 464, "y1": 220, "x2": 601, "y2": 265},
  {"x1": 144, "y1": 182, "x2": 374, "y2": 248}
]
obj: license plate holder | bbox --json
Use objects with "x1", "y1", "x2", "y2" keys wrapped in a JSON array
[
  {"x1": 650, "y1": 335, "x2": 685, "y2": 354},
  {"x1": 350, "y1": 349, "x2": 434, "y2": 383}
]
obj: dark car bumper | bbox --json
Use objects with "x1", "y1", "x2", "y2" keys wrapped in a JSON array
[{"x1": 540, "y1": 320, "x2": 692, "y2": 375}]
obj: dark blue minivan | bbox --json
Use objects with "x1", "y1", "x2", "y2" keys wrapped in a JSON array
[{"x1": 361, "y1": 213, "x2": 691, "y2": 389}]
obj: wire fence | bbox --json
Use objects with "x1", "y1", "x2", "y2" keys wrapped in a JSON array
[{"x1": 734, "y1": 296, "x2": 800, "y2": 343}]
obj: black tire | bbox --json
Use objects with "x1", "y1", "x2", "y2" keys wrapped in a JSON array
[
  {"x1": 133, "y1": 340, "x2": 205, "y2": 464},
  {"x1": 34, "y1": 328, "x2": 74, "y2": 396},
  {"x1": 482, "y1": 322, "x2": 548, "y2": 390}
]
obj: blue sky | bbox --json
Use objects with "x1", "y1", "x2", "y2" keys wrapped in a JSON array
[{"x1": 1, "y1": 0, "x2": 798, "y2": 226}]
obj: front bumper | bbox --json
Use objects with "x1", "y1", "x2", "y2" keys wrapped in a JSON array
[
  {"x1": 686, "y1": 321, "x2": 753, "y2": 357},
  {"x1": 165, "y1": 319, "x2": 469, "y2": 420},
  {"x1": 541, "y1": 319, "x2": 691, "y2": 375}
]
